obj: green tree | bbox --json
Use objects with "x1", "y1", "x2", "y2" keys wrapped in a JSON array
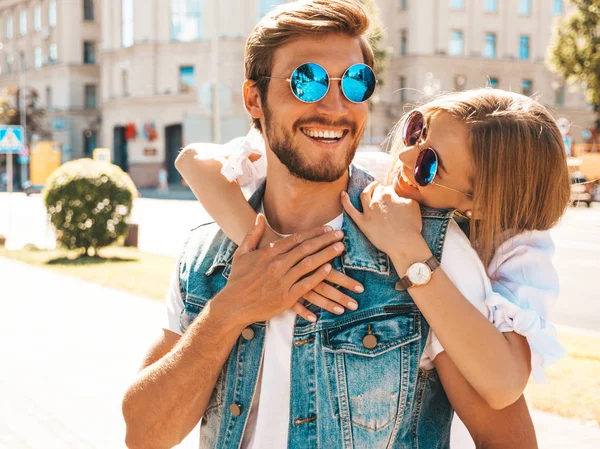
[
  {"x1": 547, "y1": 0, "x2": 600, "y2": 132},
  {"x1": 0, "y1": 87, "x2": 51, "y2": 144}
]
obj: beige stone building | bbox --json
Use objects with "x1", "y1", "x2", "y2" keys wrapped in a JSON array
[
  {"x1": 369, "y1": 0, "x2": 594, "y2": 148},
  {"x1": 0, "y1": 0, "x2": 100, "y2": 184},
  {"x1": 100, "y1": 0, "x2": 289, "y2": 188},
  {"x1": 3, "y1": 0, "x2": 590, "y2": 188}
]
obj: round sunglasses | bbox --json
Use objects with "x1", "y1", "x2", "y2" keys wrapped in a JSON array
[
  {"x1": 402, "y1": 110, "x2": 473, "y2": 197},
  {"x1": 260, "y1": 62, "x2": 377, "y2": 104}
]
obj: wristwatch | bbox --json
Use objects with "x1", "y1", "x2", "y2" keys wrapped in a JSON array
[{"x1": 395, "y1": 256, "x2": 440, "y2": 291}]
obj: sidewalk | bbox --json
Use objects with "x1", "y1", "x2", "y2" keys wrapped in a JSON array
[{"x1": 1, "y1": 257, "x2": 599, "y2": 449}]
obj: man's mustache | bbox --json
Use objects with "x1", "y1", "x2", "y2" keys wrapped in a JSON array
[{"x1": 293, "y1": 117, "x2": 357, "y2": 134}]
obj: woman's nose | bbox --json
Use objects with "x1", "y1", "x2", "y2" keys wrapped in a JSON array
[{"x1": 398, "y1": 145, "x2": 419, "y2": 169}]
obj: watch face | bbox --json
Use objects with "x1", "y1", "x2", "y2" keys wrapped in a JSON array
[{"x1": 407, "y1": 262, "x2": 432, "y2": 285}]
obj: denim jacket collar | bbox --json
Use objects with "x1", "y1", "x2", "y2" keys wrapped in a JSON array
[{"x1": 206, "y1": 165, "x2": 391, "y2": 276}]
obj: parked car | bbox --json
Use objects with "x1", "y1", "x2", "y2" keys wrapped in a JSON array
[{"x1": 570, "y1": 172, "x2": 596, "y2": 207}]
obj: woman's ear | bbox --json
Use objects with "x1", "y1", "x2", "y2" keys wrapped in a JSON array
[
  {"x1": 243, "y1": 79, "x2": 263, "y2": 120},
  {"x1": 459, "y1": 197, "x2": 475, "y2": 219}
]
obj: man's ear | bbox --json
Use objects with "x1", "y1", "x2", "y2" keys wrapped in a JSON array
[{"x1": 243, "y1": 79, "x2": 263, "y2": 120}]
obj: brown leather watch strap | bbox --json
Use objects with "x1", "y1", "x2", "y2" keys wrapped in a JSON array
[
  {"x1": 395, "y1": 255, "x2": 439, "y2": 291},
  {"x1": 424, "y1": 256, "x2": 440, "y2": 272}
]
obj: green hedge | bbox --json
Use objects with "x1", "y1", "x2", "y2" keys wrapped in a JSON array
[{"x1": 43, "y1": 159, "x2": 138, "y2": 255}]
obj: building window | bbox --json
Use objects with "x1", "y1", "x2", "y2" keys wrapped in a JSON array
[
  {"x1": 19, "y1": 10, "x2": 26, "y2": 35},
  {"x1": 46, "y1": 86, "x2": 52, "y2": 109},
  {"x1": 122, "y1": 69, "x2": 129, "y2": 96},
  {"x1": 519, "y1": 0, "x2": 531, "y2": 15},
  {"x1": 259, "y1": 0, "x2": 285, "y2": 18},
  {"x1": 34, "y1": 5, "x2": 41, "y2": 31},
  {"x1": 519, "y1": 35, "x2": 530, "y2": 60},
  {"x1": 171, "y1": 0, "x2": 202, "y2": 42},
  {"x1": 34, "y1": 47, "x2": 42, "y2": 69},
  {"x1": 122, "y1": 0, "x2": 134, "y2": 47},
  {"x1": 400, "y1": 29, "x2": 408, "y2": 56},
  {"x1": 49, "y1": 43, "x2": 57, "y2": 62},
  {"x1": 49, "y1": 0, "x2": 56, "y2": 27},
  {"x1": 85, "y1": 84, "x2": 97, "y2": 109},
  {"x1": 450, "y1": 0, "x2": 464, "y2": 10},
  {"x1": 553, "y1": 0, "x2": 563, "y2": 16},
  {"x1": 179, "y1": 66, "x2": 196, "y2": 93},
  {"x1": 399, "y1": 76, "x2": 406, "y2": 102},
  {"x1": 485, "y1": 0, "x2": 497, "y2": 13},
  {"x1": 400, "y1": 0, "x2": 408, "y2": 9},
  {"x1": 449, "y1": 30, "x2": 464, "y2": 56},
  {"x1": 7, "y1": 54, "x2": 13, "y2": 73},
  {"x1": 484, "y1": 33, "x2": 497, "y2": 58},
  {"x1": 84, "y1": 0, "x2": 94, "y2": 21},
  {"x1": 6, "y1": 15, "x2": 12, "y2": 39},
  {"x1": 522, "y1": 79, "x2": 533, "y2": 96},
  {"x1": 83, "y1": 41, "x2": 96, "y2": 64},
  {"x1": 555, "y1": 84, "x2": 565, "y2": 106},
  {"x1": 488, "y1": 77, "x2": 499, "y2": 88}
]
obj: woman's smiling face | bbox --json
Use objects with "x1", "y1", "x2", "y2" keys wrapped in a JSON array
[{"x1": 392, "y1": 110, "x2": 475, "y2": 211}]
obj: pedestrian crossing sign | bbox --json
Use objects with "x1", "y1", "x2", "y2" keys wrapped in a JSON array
[{"x1": 0, "y1": 126, "x2": 24, "y2": 154}]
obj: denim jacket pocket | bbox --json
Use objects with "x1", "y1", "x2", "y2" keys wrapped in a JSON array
[{"x1": 322, "y1": 307, "x2": 422, "y2": 447}]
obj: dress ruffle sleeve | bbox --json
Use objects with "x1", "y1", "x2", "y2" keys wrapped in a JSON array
[
  {"x1": 192, "y1": 128, "x2": 267, "y2": 193},
  {"x1": 486, "y1": 230, "x2": 567, "y2": 383}
]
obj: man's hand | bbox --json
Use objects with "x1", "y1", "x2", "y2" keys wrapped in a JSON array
[{"x1": 215, "y1": 214, "x2": 346, "y2": 326}]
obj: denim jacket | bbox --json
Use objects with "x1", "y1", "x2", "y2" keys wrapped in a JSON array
[{"x1": 178, "y1": 166, "x2": 454, "y2": 448}]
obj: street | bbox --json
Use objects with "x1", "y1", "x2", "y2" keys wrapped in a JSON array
[
  {"x1": 1, "y1": 193, "x2": 599, "y2": 332},
  {"x1": 1, "y1": 247, "x2": 599, "y2": 449}
]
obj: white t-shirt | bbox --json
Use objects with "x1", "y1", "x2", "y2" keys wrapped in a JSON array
[{"x1": 167, "y1": 134, "x2": 565, "y2": 447}]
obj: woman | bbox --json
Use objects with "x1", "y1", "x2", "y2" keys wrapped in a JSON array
[{"x1": 175, "y1": 88, "x2": 569, "y2": 441}]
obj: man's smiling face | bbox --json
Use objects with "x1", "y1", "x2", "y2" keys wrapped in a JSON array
[{"x1": 258, "y1": 33, "x2": 370, "y2": 182}]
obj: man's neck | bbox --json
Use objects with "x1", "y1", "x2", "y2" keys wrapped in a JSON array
[{"x1": 263, "y1": 160, "x2": 349, "y2": 235}]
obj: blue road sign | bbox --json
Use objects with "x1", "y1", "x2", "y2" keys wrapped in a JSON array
[{"x1": 0, "y1": 125, "x2": 24, "y2": 154}]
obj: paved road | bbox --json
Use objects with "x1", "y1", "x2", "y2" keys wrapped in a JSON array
[
  {"x1": 1, "y1": 193, "x2": 599, "y2": 332},
  {"x1": 1, "y1": 257, "x2": 599, "y2": 449}
]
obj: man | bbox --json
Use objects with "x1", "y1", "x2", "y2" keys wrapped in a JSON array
[{"x1": 123, "y1": 1, "x2": 538, "y2": 448}]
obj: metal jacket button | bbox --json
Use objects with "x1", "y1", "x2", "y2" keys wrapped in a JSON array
[
  {"x1": 230, "y1": 403, "x2": 242, "y2": 416},
  {"x1": 241, "y1": 328, "x2": 255, "y2": 340},
  {"x1": 362, "y1": 334, "x2": 378, "y2": 349},
  {"x1": 362, "y1": 324, "x2": 377, "y2": 349}
]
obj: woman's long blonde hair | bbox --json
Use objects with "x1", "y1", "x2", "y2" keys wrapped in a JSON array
[{"x1": 389, "y1": 88, "x2": 571, "y2": 268}]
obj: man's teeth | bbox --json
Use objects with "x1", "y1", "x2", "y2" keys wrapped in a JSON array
[{"x1": 302, "y1": 129, "x2": 344, "y2": 139}]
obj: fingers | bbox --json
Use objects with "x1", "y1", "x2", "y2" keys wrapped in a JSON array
[
  {"x1": 277, "y1": 230, "x2": 345, "y2": 272},
  {"x1": 268, "y1": 225, "x2": 334, "y2": 255},
  {"x1": 289, "y1": 263, "x2": 332, "y2": 301},
  {"x1": 360, "y1": 181, "x2": 379, "y2": 211},
  {"x1": 284, "y1": 239, "x2": 345, "y2": 283},
  {"x1": 291, "y1": 301, "x2": 317, "y2": 323},
  {"x1": 236, "y1": 214, "x2": 266, "y2": 257},
  {"x1": 311, "y1": 282, "x2": 359, "y2": 312},
  {"x1": 341, "y1": 190, "x2": 363, "y2": 224},
  {"x1": 325, "y1": 269, "x2": 364, "y2": 294}
]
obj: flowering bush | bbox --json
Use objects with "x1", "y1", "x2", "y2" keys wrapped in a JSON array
[{"x1": 43, "y1": 159, "x2": 138, "y2": 255}]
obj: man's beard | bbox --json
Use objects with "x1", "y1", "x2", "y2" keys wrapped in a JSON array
[{"x1": 263, "y1": 102, "x2": 363, "y2": 183}]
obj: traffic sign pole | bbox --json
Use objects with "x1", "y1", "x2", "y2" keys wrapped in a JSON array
[{"x1": 7, "y1": 151, "x2": 12, "y2": 193}]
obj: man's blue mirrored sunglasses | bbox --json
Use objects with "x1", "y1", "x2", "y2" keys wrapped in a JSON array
[{"x1": 259, "y1": 62, "x2": 377, "y2": 104}]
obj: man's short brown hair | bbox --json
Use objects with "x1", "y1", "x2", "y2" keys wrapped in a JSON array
[{"x1": 245, "y1": 0, "x2": 376, "y2": 131}]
